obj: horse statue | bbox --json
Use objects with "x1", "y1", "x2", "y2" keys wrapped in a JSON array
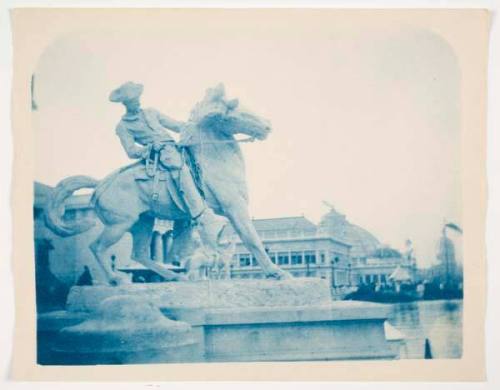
[{"x1": 44, "y1": 84, "x2": 292, "y2": 285}]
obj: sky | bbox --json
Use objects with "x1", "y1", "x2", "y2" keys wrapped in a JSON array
[{"x1": 32, "y1": 14, "x2": 463, "y2": 267}]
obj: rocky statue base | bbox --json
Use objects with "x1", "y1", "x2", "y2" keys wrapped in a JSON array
[{"x1": 38, "y1": 278, "x2": 403, "y2": 364}]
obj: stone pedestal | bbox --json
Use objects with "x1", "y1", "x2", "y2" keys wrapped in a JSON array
[
  {"x1": 38, "y1": 278, "x2": 401, "y2": 364},
  {"x1": 65, "y1": 278, "x2": 332, "y2": 311},
  {"x1": 44, "y1": 295, "x2": 197, "y2": 365},
  {"x1": 200, "y1": 302, "x2": 395, "y2": 361}
]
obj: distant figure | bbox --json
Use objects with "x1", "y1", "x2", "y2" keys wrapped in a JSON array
[
  {"x1": 110, "y1": 255, "x2": 116, "y2": 272},
  {"x1": 184, "y1": 241, "x2": 217, "y2": 281},
  {"x1": 76, "y1": 265, "x2": 93, "y2": 286},
  {"x1": 424, "y1": 338, "x2": 433, "y2": 359},
  {"x1": 183, "y1": 226, "x2": 235, "y2": 280},
  {"x1": 212, "y1": 231, "x2": 236, "y2": 280}
]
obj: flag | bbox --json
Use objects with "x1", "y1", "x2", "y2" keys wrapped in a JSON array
[
  {"x1": 445, "y1": 223, "x2": 463, "y2": 234},
  {"x1": 31, "y1": 74, "x2": 38, "y2": 111}
]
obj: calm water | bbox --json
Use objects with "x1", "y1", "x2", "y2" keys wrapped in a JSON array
[{"x1": 388, "y1": 299, "x2": 462, "y2": 359}]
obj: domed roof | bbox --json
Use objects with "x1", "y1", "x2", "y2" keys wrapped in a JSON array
[
  {"x1": 318, "y1": 207, "x2": 380, "y2": 259},
  {"x1": 371, "y1": 247, "x2": 402, "y2": 259}
]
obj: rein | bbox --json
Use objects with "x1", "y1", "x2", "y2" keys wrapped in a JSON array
[
  {"x1": 184, "y1": 127, "x2": 255, "y2": 200},
  {"x1": 184, "y1": 135, "x2": 257, "y2": 146}
]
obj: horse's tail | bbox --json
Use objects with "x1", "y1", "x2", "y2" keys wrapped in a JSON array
[{"x1": 44, "y1": 175, "x2": 100, "y2": 237}]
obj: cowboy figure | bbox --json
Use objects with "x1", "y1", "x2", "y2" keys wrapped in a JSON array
[{"x1": 109, "y1": 81, "x2": 225, "y2": 251}]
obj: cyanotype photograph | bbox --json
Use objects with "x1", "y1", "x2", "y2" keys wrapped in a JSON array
[{"x1": 8, "y1": 8, "x2": 489, "y2": 381}]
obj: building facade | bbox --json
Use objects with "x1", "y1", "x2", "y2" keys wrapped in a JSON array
[
  {"x1": 230, "y1": 208, "x2": 417, "y2": 290},
  {"x1": 351, "y1": 247, "x2": 417, "y2": 287},
  {"x1": 230, "y1": 216, "x2": 353, "y2": 288}
]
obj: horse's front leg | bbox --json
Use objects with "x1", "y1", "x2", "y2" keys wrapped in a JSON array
[{"x1": 223, "y1": 202, "x2": 292, "y2": 280}]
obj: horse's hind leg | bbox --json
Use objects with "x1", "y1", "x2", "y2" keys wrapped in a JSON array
[{"x1": 90, "y1": 221, "x2": 135, "y2": 285}]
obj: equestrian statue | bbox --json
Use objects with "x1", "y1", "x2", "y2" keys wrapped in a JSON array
[{"x1": 44, "y1": 82, "x2": 292, "y2": 285}]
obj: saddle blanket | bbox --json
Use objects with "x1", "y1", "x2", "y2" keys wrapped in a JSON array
[{"x1": 91, "y1": 162, "x2": 188, "y2": 219}]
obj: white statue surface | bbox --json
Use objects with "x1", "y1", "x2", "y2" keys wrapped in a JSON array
[{"x1": 44, "y1": 83, "x2": 291, "y2": 284}]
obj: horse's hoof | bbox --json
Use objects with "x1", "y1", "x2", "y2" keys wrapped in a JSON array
[
  {"x1": 266, "y1": 267, "x2": 293, "y2": 280},
  {"x1": 278, "y1": 270, "x2": 293, "y2": 280},
  {"x1": 174, "y1": 274, "x2": 189, "y2": 282},
  {"x1": 108, "y1": 278, "x2": 120, "y2": 287}
]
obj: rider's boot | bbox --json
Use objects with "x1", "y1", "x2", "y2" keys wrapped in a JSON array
[{"x1": 171, "y1": 164, "x2": 227, "y2": 250}]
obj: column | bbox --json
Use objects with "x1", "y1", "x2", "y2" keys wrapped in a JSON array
[
  {"x1": 162, "y1": 231, "x2": 174, "y2": 264},
  {"x1": 151, "y1": 231, "x2": 163, "y2": 262}
]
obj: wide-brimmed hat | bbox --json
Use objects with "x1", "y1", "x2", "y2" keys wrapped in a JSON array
[{"x1": 109, "y1": 81, "x2": 144, "y2": 103}]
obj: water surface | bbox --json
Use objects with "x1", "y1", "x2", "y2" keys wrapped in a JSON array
[{"x1": 388, "y1": 299, "x2": 462, "y2": 359}]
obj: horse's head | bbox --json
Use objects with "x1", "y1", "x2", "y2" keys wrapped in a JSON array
[
  {"x1": 223, "y1": 105, "x2": 272, "y2": 141},
  {"x1": 190, "y1": 83, "x2": 271, "y2": 141}
]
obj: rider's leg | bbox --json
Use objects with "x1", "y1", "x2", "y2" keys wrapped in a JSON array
[
  {"x1": 171, "y1": 165, "x2": 206, "y2": 217},
  {"x1": 159, "y1": 146, "x2": 227, "y2": 250}
]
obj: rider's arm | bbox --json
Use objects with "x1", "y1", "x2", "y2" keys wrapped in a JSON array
[
  {"x1": 116, "y1": 125, "x2": 149, "y2": 159},
  {"x1": 156, "y1": 110, "x2": 185, "y2": 133}
]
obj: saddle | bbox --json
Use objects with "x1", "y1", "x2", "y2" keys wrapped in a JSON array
[
  {"x1": 133, "y1": 151, "x2": 185, "y2": 215},
  {"x1": 140, "y1": 147, "x2": 205, "y2": 215},
  {"x1": 91, "y1": 147, "x2": 204, "y2": 218}
]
